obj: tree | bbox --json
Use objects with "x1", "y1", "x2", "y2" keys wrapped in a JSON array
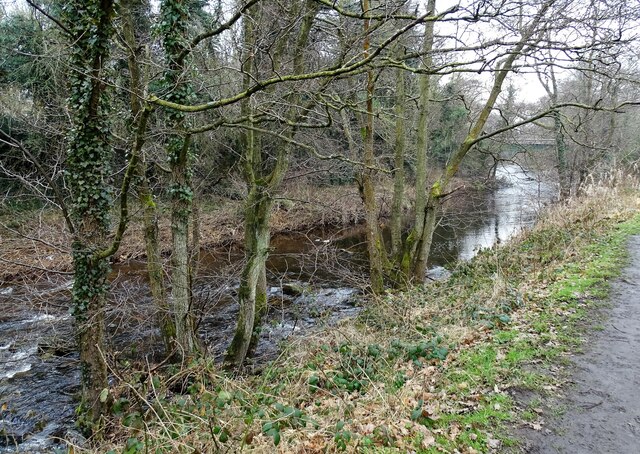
[
  {"x1": 537, "y1": 59, "x2": 571, "y2": 198},
  {"x1": 149, "y1": 0, "x2": 436, "y2": 366},
  {"x1": 61, "y1": 0, "x2": 118, "y2": 428},
  {"x1": 224, "y1": 1, "x2": 319, "y2": 366},
  {"x1": 159, "y1": 0, "x2": 202, "y2": 359},
  {"x1": 353, "y1": 0, "x2": 558, "y2": 287},
  {"x1": 120, "y1": 0, "x2": 176, "y2": 352}
]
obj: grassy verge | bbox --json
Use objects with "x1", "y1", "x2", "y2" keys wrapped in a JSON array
[{"x1": 92, "y1": 184, "x2": 640, "y2": 454}]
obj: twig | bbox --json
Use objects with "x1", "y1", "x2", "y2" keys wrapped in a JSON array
[
  {"x1": 0, "y1": 220, "x2": 69, "y2": 254},
  {"x1": 0, "y1": 130, "x2": 75, "y2": 234},
  {"x1": 580, "y1": 400, "x2": 603, "y2": 410},
  {"x1": 612, "y1": 324, "x2": 629, "y2": 334},
  {"x1": 0, "y1": 256, "x2": 73, "y2": 275},
  {"x1": 25, "y1": 0, "x2": 73, "y2": 36}
]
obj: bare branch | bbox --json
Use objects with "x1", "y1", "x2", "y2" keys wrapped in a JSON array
[{"x1": 0, "y1": 130, "x2": 75, "y2": 234}]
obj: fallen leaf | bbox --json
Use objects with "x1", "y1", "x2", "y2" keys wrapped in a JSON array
[{"x1": 421, "y1": 433, "x2": 436, "y2": 448}]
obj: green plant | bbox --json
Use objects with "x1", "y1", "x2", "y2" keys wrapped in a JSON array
[
  {"x1": 334, "y1": 421, "x2": 352, "y2": 451},
  {"x1": 261, "y1": 402, "x2": 310, "y2": 446}
]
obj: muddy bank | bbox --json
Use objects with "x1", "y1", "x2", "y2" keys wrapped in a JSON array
[
  {"x1": 517, "y1": 236, "x2": 640, "y2": 453},
  {"x1": 0, "y1": 184, "x2": 368, "y2": 282}
]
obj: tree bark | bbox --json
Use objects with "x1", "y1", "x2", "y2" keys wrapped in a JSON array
[
  {"x1": 160, "y1": 0, "x2": 201, "y2": 359},
  {"x1": 122, "y1": 0, "x2": 176, "y2": 354},
  {"x1": 226, "y1": 0, "x2": 318, "y2": 366},
  {"x1": 73, "y1": 250, "x2": 110, "y2": 429},
  {"x1": 225, "y1": 186, "x2": 271, "y2": 367},
  {"x1": 554, "y1": 110, "x2": 570, "y2": 199},
  {"x1": 360, "y1": 0, "x2": 386, "y2": 293},
  {"x1": 140, "y1": 167, "x2": 176, "y2": 352},
  {"x1": 408, "y1": 0, "x2": 437, "y2": 281},
  {"x1": 170, "y1": 134, "x2": 200, "y2": 357},
  {"x1": 390, "y1": 54, "x2": 406, "y2": 264}
]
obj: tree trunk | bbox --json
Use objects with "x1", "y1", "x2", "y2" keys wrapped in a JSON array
[
  {"x1": 407, "y1": 0, "x2": 436, "y2": 281},
  {"x1": 122, "y1": 0, "x2": 175, "y2": 354},
  {"x1": 553, "y1": 110, "x2": 570, "y2": 199},
  {"x1": 160, "y1": 0, "x2": 201, "y2": 359},
  {"x1": 412, "y1": 192, "x2": 438, "y2": 280},
  {"x1": 390, "y1": 58, "x2": 406, "y2": 263},
  {"x1": 226, "y1": 186, "x2": 271, "y2": 367},
  {"x1": 63, "y1": 0, "x2": 116, "y2": 430},
  {"x1": 225, "y1": 0, "x2": 318, "y2": 366},
  {"x1": 360, "y1": 0, "x2": 386, "y2": 293},
  {"x1": 73, "y1": 248, "x2": 111, "y2": 428},
  {"x1": 139, "y1": 169, "x2": 175, "y2": 352},
  {"x1": 361, "y1": 168, "x2": 386, "y2": 293},
  {"x1": 170, "y1": 137, "x2": 200, "y2": 357},
  {"x1": 412, "y1": 0, "x2": 554, "y2": 278}
]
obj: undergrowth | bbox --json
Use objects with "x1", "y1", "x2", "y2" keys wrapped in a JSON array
[{"x1": 85, "y1": 183, "x2": 640, "y2": 453}]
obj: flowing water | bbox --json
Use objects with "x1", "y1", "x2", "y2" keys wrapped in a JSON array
[{"x1": 0, "y1": 163, "x2": 553, "y2": 451}]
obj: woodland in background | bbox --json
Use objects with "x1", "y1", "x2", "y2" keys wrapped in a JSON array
[{"x1": 1, "y1": 0, "x2": 640, "y2": 433}]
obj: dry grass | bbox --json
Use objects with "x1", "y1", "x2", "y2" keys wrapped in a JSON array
[{"x1": 5, "y1": 170, "x2": 640, "y2": 452}]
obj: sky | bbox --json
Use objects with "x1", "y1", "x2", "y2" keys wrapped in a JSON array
[{"x1": 0, "y1": 0, "x2": 553, "y2": 104}]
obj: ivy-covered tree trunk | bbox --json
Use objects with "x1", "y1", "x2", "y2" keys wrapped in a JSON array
[
  {"x1": 160, "y1": 0, "x2": 200, "y2": 358},
  {"x1": 62, "y1": 0, "x2": 116, "y2": 429}
]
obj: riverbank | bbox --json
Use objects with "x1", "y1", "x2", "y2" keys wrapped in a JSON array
[
  {"x1": 0, "y1": 176, "x2": 480, "y2": 283},
  {"x1": 0, "y1": 183, "x2": 366, "y2": 282},
  {"x1": 81, "y1": 181, "x2": 640, "y2": 453}
]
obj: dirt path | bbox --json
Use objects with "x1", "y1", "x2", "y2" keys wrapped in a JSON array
[{"x1": 520, "y1": 235, "x2": 640, "y2": 453}]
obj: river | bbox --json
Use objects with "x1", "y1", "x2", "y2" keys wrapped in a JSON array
[{"x1": 0, "y1": 163, "x2": 553, "y2": 451}]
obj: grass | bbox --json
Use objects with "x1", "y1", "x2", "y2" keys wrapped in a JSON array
[{"x1": 88, "y1": 183, "x2": 640, "y2": 453}]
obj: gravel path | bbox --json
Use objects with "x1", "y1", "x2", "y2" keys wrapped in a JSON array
[{"x1": 521, "y1": 235, "x2": 640, "y2": 453}]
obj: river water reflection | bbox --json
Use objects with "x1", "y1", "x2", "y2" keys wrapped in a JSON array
[
  {"x1": 256, "y1": 163, "x2": 554, "y2": 282},
  {"x1": 432, "y1": 163, "x2": 553, "y2": 263}
]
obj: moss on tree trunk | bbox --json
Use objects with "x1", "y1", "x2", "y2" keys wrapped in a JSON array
[{"x1": 226, "y1": 187, "x2": 271, "y2": 367}]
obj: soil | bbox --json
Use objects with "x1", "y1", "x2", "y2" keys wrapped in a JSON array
[{"x1": 517, "y1": 235, "x2": 640, "y2": 453}]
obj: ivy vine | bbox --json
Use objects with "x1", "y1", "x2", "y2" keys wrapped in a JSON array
[
  {"x1": 61, "y1": 0, "x2": 116, "y2": 316},
  {"x1": 159, "y1": 0, "x2": 196, "y2": 221}
]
